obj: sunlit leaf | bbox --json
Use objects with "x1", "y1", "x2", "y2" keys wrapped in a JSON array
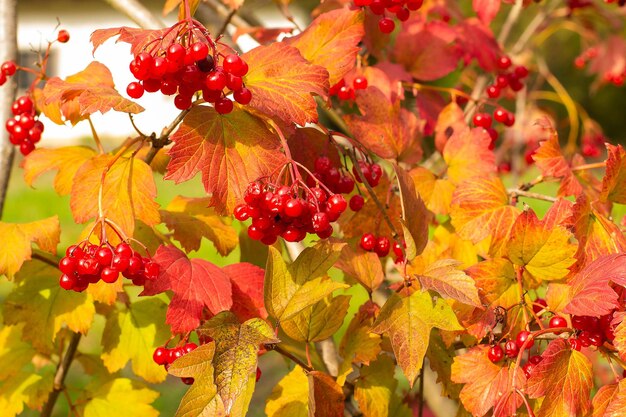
[
  {"x1": 81, "y1": 378, "x2": 159, "y2": 417},
  {"x1": 281, "y1": 295, "x2": 350, "y2": 343}
]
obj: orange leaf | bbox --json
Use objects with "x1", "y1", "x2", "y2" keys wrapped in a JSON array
[
  {"x1": 286, "y1": 8, "x2": 364, "y2": 85},
  {"x1": 22, "y1": 146, "x2": 97, "y2": 195},
  {"x1": 416, "y1": 259, "x2": 481, "y2": 306},
  {"x1": 614, "y1": 312, "x2": 626, "y2": 364},
  {"x1": 443, "y1": 128, "x2": 497, "y2": 185},
  {"x1": 409, "y1": 167, "x2": 455, "y2": 216},
  {"x1": 395, "y1": 165, "x2": 430, "y2": 258},
  {"x1": 434, "y1": 102, "x2": 467, "y2": 152},
  {"x1": 335, "y1": 245, "x2": 384, "y2": 292},
  {"x1": 164, "y1": 106, "x2": 287, "y2": 215},
  {"x1": 601, "y1": 143, "x2": 626, "y2": 204},
  {"x1": 308, "y1": 371, "x2": 344, "y2": 417},
  {"x1": 42, "y1": 62, "x2": 143, "y2": 124},
  {"x1": 345, "y1": 87, "x2": 423, "y2": 163},
  {"x1": 71, "y1": 154, "x2": 160, "y2": 237},
  {"x1": 242, "y1": 42, "x2": 329, "y2": 125},
  {"x1": 90, "y1": 26, "x2": 173, "y2": 56},
  {"x1": 450, "y1": 175, "x2": 521, "y2": 257},
  {"x1": 527, "y1": 338, "x2": 593, "y2": 416},
  {"x1": 0, "y1": 217, "x2": 60, "y2": 278},
  {"x1": 451, "y1": 346, "x2": 526, "y2": 417},
  {"x1": 591, "y1": 381, "x2": 626, "y2": 417},
  {"x1": 287, "y1": 127, "x2": 342, "y2": 175}
]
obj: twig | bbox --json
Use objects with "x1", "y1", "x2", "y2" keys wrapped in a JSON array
[
  {"x1": 0, "y1": 0, "x2": 17, "y2": 219},
  {"x1": 267, "y1": 343, "x2": 313, "y2": 372},
  {"x1": 217, "y1": 8, "x2": 238, "y2": 38},
  {"x1": 32, "y1": 250, "x2": 61, "y2": 268},
  {"x1": 508, "y1": 189, "x2": 557, "y2": 203},
  {"x1": 102, "y1": 0, "x2": 165, "y2": 29},
  {"x1": 202, "y1": 0, "x2": 252, "y2": 31},
  {"x1": 316, "y1": 97, "x2": 351, "y2": 136},
  {"x1": 418, "y1": 366, "x2": 425, "y2": 417},
  {"x1": 497, "y1": 0, "x2": 525, "y2": 45},
  {"x1": 87, "y1": 116, "x2": 105, "y2": 154},
  {"x1": 41, "y1": 332, "x2": 82, "y2": 417}
]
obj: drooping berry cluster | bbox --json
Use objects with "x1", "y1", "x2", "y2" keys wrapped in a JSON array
[
  {"x1": 567, "y1": 313, "x2": 617, "y2": 350},
  {"x1": 581, "y1": 129, "x2": 605, "y2": 158},
  {"x1": 59, "y1": 241, "x2": 159, "y2": 292},
  {"x1": 329, "y1": 75, "x2": 368, "y2": 101},
  {"x1": 359, "y1": 233, "x2": 404, "y2": 261},
  {"x1": 234, "y1": 179, "x2": 348, "y2": 245},
  {"x1": 4, "y1": 94, "x2": 44, "y2": 156},
  {"x1": 153, "y1": 343, "x2": 197, "y2": 385},
  {"x1": 353, "y1": 0, "x2": 424, "y2": 34},
  {"x1": 486, "y1": 57, "x2": 529, "y2": 99},
  {"x1": 126, "y1": 22, "x2": 250, "y2": 114},
  {"x1": 487, "y1": 330, "x2": 542, "y2": 378},
  {"x1": 575, "y1": 45, "x2": 625, "y2": 86},
  {"x1": 472, "y1": 108, "x2": 516, "y2": 149}
]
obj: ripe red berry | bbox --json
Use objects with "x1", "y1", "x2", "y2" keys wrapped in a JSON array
[
  {"x1": 234, "y1": 204, "x2": 250, "y2": 221},
  {"x1": 59, "y1": 257, "x2": 77, "y2": 275},
  {"x1": 569, "y1": 338, "x2": 582, "y2": 351},
  {"x1": 487, "y1": 345, "x2": 504, "y2": 363},
  {"x1": 57, "y1": 29, "x2": 70, "y2": 43},
  {"x1": 378, "y1": 17, "x2": 395, "y2": 34},
  {"x1": 223, "y1": 54, "x2": 245, "y2": 76},
  {"x1": 215, "y1": 97, "x2": 233, "y2": 115},
  {"x1": 126, "y1": 82, "x2": 144, "y2": 99},
  {"x1": 522, "y1": 363, "x2": 534, "y2": 379},
  {"x1": 549, "y1": 316, "x2": 567, "y2": 330},
  {"x1": 516, "y1": 330, "x2": 534, "y2": 349},
  {"x1": 504, "y1": 340, "x2": 519, "y2": 358},
  {"x1": 183, "y1": 342, "x2": 198, "y2": 353},
  {"x1": 115, "y1": 242, "x2": 133, "y2": 258},
  {"x1": 360, "y1": 233, "x2": 376, "y2": 251},
  {"x1": 473, "y1": 113, "x2": 492, "y2": 129},
  {"x1": 588, "y1": 332, "x2": 605, "y2": 347},
  {"x1": 181, "y1": 377, "x2": 195, "y2": 385},
  {"x1": 353, "y1": 76, "x2": 368, "y2": 90},
  {"x1": 59, "y1": 274, "x2": 76, "y2": 290},
  {"x1": 327, "y1": 194, "x2": 347, "y2": 215},
  {"x1": 533, "y1": 298, "x2": 547, "y2": 314},
  {"x1": 284, "y1": 198, "x2": 304, "y2": 218},
  {"x1": 101, "y1": 267, "x2": 119, "y2": 284},
  {"x1": 497, "y1": 56, "x2": 512, "y2": 70},
  {"x1": 349, "y1": 195, "x2": 365, "y2": 211},
  {"x1": 312, "y1": 212, "x2": 330, "y2": 233},
  {"x1": 374, "y1": 237, "x2": 390, "y2": 257},
  {"x1": 167, "y1": 43, "x2": 186, "y2": 63},
  {"x1": 529, "y1": 355, "x2": 543, "y2": 365},
  {"x1": 486, "y1": 85, "x2": 500, "y2": 98},
  {"x1": 1, "y1": 61, "x2": 16, "y2": 76},
  {"x1": 153, "y1": 347, "x2": 168, "y2": 365},
  {"x1": 234, "y1": 88, "x2": 252, "y2": 105},
  {"x1": 493, "y1": 108, "x2": 509, "y2": 124},
  {"x1": 514, "y1": 65, "x2": 529, "y2": 78}
]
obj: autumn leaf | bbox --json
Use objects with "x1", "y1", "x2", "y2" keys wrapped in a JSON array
[
  {"x1": 506, "y1": 208, "x2": 577, "y2": 282},
  {"x1": 142, "y1": 245, "x2": 233, "y2": 333},
  {"x1": 308, "y1": 371, "x2": 344, "y2": 417},
  {"x1": 335, "y1": 244, "x2": 384, "y2": 292},
  {"x1": 264, "y1": 242, "x2": 348, "y2": 322},
  {"x1": 466, "y1": 258, "x2": 517, "y2": 307},
  {"x1": 71, "y1": 154, "x2": 160, "y2": 238},
  {"x1": 0, "y1": 367, "x2": 54, "y2": 417},
  {"x1": 287, "y1": 127, "x2": 342, "y2": 175},
  {"x1": 592, "y1": 379, "x2": 626, "y2": 417},
  {"x1": 455, "y1": 19, "x2": 501, "y2": 71},
  {"x1": 285, "y1": 8, "x2": 364, "y2": 85},
  {"x1": 80, "y1": 378, "x2": 159, "y2": 417},
  {"x1": 0, "y1": 323, "x2": 36, "y2": 382},
  {"x1": 409, "y1": 167, "x2": 456, "y2": 216},
  {"x1": 451, "y1": 345, "x2": 526, "y2": 417},
  {"x1": 344, "y1": 87, "x2": 422, "y2": 163},
  {"x1": 160, "y1": 196, "x2": 238, "y2": 256},
  {"x1": 265, "y1": 367, "x2": 309, "y2": 417},
  {"x1": 22, "y1": 146, "x2": 97, "y2": 195},
  {"x1": 600, "y1": 144, "x2": 626, "y2": 203},
  {"x1": 90, "y1": 26, "x2": 173, "y2": 56},
  {"x1": 443, "y1": 128, "x2": 497, "y2": 185},
  {"x1": 222, "y1": 262, "x2": 267, "y2": 322},
  {"x1": 426, "y1": 331, "x2": 462, "y2": 398},
  {"x1": 434, "y1": 102, "x2": 467, "y2": 152},
  {"x1": 164, "y1": 106, "x2": 287, "y2": 215},
  {"x1": 354, "y1": 355, "x2": 400, "y2": 417},
  {"x1": 242, "y1": 42, "x2": 329, "y2": 125},
  {"x1": 101, "y1": 298, "x2": 170, "y2": 383},
  {"x1": 199, "y1": 312, "x2": 278, "y2": 414},
  {"x1": 415, "y1": 259, "x2": 481, "y2": 307},
  {"x1": 0, "y1": 217, "x2": 60, "y2": 279},
  {"x1": 3, "y1": 260, "x2": 95, "y2": 353},
  {"x1": 42, "y1": 62, "x2": 143, "y2": 124},
  {"x1": 337, "y1": 301, "x2": 382, "y2": 386},
  {"x1": 450, "y1": 175, "x2": 521, "y2": 257},
  {"x1": 473, "y1": 0, "x2": 501, "y2": 25},
  {"x1": 395, "y1": 165, "x2": 430, "y2": 259},
  {"x1": 281, "y1": 295, "x2": 350, "y2": 343},
  {"x1": 564, "y1": 254, "x2": 626, "y2": 316},
  {"x1": 527, "y1": 338, "x2": 593, "y2": 417},
  {"x1": 371, "y1": 290, "x2": 463, "y2": 385}
]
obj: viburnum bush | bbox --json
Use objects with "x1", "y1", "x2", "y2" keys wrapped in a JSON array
[{"x1": 2, "y1": 0, "x2": 626, "y2": 416}]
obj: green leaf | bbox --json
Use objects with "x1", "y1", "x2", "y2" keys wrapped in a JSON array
[
  {"x1": 101, "y1": 298, "x2": 170, "y2": 383},
  {"x1": 198, "y1": 312, "x2": 278, "y2": 414},
  {"x1": 371, "y1": 290, "x2": 462, "y2": 386},
  {"x1": 81, "y1": 378, "x2": 159, "y2": 417},
  {"x1": 264, "y1": 241, "x2": 348, "y2": 321},
  {"x1": 281, "y1": 295, "x2": 351, "y2": 343},
  {"x1": 3, "y1": 260, "x2": 95, "y2": 353}
]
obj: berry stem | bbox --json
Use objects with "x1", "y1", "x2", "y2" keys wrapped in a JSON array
[
  {"x1": 571, "y1": 161, "x2": 606, "y2": 171},
  {"x1": 87, "y1": 116, "x2": 105, "y2": 154},
  {"x1": 266, "y1": 343, "x2": 313, "y2": 372},
  {"x1": 267, "y1": 119, "x2": 301, "y2": 182},
  {"x1": 507, "y1": 188, "x2": 558, "y2": 203}
]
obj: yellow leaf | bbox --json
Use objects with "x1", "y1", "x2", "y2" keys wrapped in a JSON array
[
  {"x1": 265, "y1": 367, "x2": 309, "y2": 417},
  {"x1": 3, "y1": 260, "x2": 95, "y2": 353},
  {"x1": 281, "y1": 295, "x2": 351, "y2": 343},
  {"x1": 0, "y1": 323, "x2": 36, "y2": 382},
  {"x1": 395, "y1": 165, "x2": 430, "y2": 259},
  {"x1": 0, "y1": 216, "x2": 60, "y2": 279},
  {"x1": 81, "y1": 378, "x2": 159, "y2": 417},
  {"x1": 506, "y1": 209, "x2": 577, "y2": 282},
  {"x1": 415, "y1": 259, "x2": 481, "y2": 307},
  {"x1": 71, "y1": 155, "x2": 160, "y2": 237},
  {"x1": 410, "y1": 167, "x2": 456, "y2": 216},
  {"x1": 161, "y1": 196, "x2": 238, "y2": 255},
  {"x1": 101, "y1": 299, "x2": 170, "y2": 383},
  {"x1": 199, "y1": 312, "x2": 278, "y2": 414},
  {"x1": 354, "y1": 355, "x2": 399, "y2": 417},
  {"x1": 22, "y1": 146, "x2": 97, "y2": 195},
  {"x1": 335, "y1": 244, "x2": 384, "y2": 292},
  {"x1": 371, "y1": 290, "x2": 462, "y2": 386},
  {"x1": 264, "y1": 242, "x2": 348, "y2": 322},
  {"x1": 0, "y1": 368, "x2": 54, "y2": 417}
]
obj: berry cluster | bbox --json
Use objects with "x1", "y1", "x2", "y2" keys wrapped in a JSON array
[
  {"x1": 127, "y1": 23, "x2": 250, "y2": 114},
  {"x1": 59, "y1": 241, "x2": 159, "y2": 292},
  {"x1": 4, "y1": 94, "x2": 44, "y2": 156},
  {"x1": 234, "y1": 179, "x2": 348, "y2": 245},
  {"x1": 153, "y1": 343, "x2": 198, "y2": 385},
  {"x1": 471, "y1": 111, "x2": 515, "y2": 149},
  {"x1": 581, "y1": 130, "x2": 605, "y2": 158},
  {"x1": 353, "y1": 0, "x2": 424, "y2": 33},
  {"x1": 487, "y1": 330, "x2": 541, "y2": 378},
  {"x1": 359, "y1": 233, "x2": 404, "y2": 261},
  {"x1": 486, "y1": 57, "x2": 529, "y2": 99},
  {"x1": 567, "y1": 313, "x2": 616, "y2": 350},
  {"x1": 329, "y1": 75, "x2": 368, "y2": 101},
  {"x1": 575, "y1": 45, "x2": 625, "y2": 86}
]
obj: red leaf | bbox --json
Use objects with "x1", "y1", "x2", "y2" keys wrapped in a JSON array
[
  {"x1": 222, "y1": 263, "x2": 267, "y2": 321},
  {"x1": 143, "y1": 245, "x2": 233, "y2": 333},
  {"x1": 473, "y1": 0, "x2": 501, "y2": 25},
  {"x1": 455, "y1": 19, "x2": 502, "y2": 72},
  {"x1": 564, "y1": 253, "x2": 626, "y2": 316},
  {"x1": 601, "y1": 143, "x2": 626, "y2": 204},
  {"x1": 90, "y1": 26, "x2": 173, "y2": 56}
]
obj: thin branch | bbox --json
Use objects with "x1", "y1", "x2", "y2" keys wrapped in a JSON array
[
  {"x1": 497, "y1": 0, "x2": 525, "y2": 45},
  {"x1": 267, "y1": 343, "x2": 313, "y2": 372},
  {"x1": 508, "y1": 188, "x2": 558, "y2": 203},
  {"x1": 418, "y1": 365, "x2": 425, "y2": 417},
  {"x1": 102, "y1": 0, "x2": 165, "y2": 29},
  {"x1": 0, "y1": 0, "x2": 17, "y2": 219},
  {"x1": 32, "y1": 250, "x2": 61, "y2": 268},
  {"x1": 87, "y1": 116, "x2": 105, "y2": 154},
  {"x1": 217, "y1": 8, "x2": 238, "y2": 38},
  {"x1": 41, "y1": 332, "x2": 82, "y2": 417},
  {"x1": 202, "y1": 0, "x2": 252, "y2": 31}
]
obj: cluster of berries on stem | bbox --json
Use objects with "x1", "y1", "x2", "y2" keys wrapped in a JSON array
[
  {"x1": 486, "y1": 56, "x2": 529, "y2": 99},
  {"x1": 4, "y1": 94, "x2": 43, "y2": 155},
  {"x1": 153, "y1": 343, "x2": 198, "y2": 385},
  {"x1": 126, "y1": 19, "x2": 250, "y2": 114},
  {"x1": 329, "y1": 75, "x2": 368, "y2": 101},
  {"x1": 353, "y1": 0, "x2": 424, "y2": 34}
]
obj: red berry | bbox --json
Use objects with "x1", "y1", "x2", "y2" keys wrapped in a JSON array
[
  {"x1": 183, "y1": 342, "x2": 198, "y2": 353},
  {"x1": 153, "y1": 347, "x2": 168, "y2": 365},
  {"x1": 167, "y1": 43, "x2": 185, "y2": 63},
  {"x1": 234, "y1": 88, "x2": 252, "y2": 105},
  {"x1": 126, "y1": 82, "x2": 144, "y2": 99},
  {"x1": 488, "y1": 345, "x2": 504, "y2": 363},
  {"x1": 349, "y1": 195, "x2": 365, "y2": 211},
  {"x1": 57, "y1": 29, "x2": 70, "y2": 43},
  {"x1": 223, "y1": 54, "x2": 245, "y2": 76},
  {"x1": 549, "y1": 316, "x2": 567, "y2": 330},
  {"x1": 486, "y1": 85, "x2": 500, "y2": 98},
  {"x1": 115, "y1": 243, "x2": 133, "y2": 259},
  {"x1": 497, "y1": 56, "x2": 512, "y2": 70},
  {"x1": 314, "y1": 156, "x2": 331, "y2": 173},
  {"x1": 493, "y1": 108, "x2": 509, "y2": 123},
  {"x1": 473, "y1": 113, "x2": 492, "y2": 129},
  {"x1": 312, "y1": 212, "x2": 330, "y2": 232},
  {"x1": 144, "y1": 261, "x2": 159, "y2": 280},
  {"x1": 1, "y1": 61, "x2": 16, "y2": 76},
  {"x1": 533, "y1": 298, "x2": 547, "y2": 314},
  {"x1": 66, "y1": 245, "x2": 84, "y2": 258},
  {"x1": 226, "y1": 74, "x2": 243, "y2": 91},
  {"x1": 529, "y1": 355, "x2": 543, "y2": 365},
  {"x1": 353, "y1": 76, "x2": 368, "y2": 90},
  {"x1": 579, "y1": 331, "x2": 592, "y2": 347},
  {"x1": 190, "y1": 42, "x2": 209, "y2": 61},
  {"x1": 504, "y1": 112, "x2": 515, "y2": 127},
  {"x1": 215, "y1": 98, "x2": 233, "y2": 115},
  {"x1": 181, "y1": 377, "x2": 195, "y2": 385},
  {"x1": 378, "y1": 18, "x2": 395, "y2": 34},
  {"x1": 368, "y1": 164, "x2": 383, "y2": 187},
  {"x1": 569, "y1": 338, "x2": 582, "y2": 351},
  {"x1": 284, "y1": 198, "x2": 304, "y2": 218},
  {"x1": 374, "y1": 237, "x2": 390, "y2": 257},
  {"x1": 59, "y1": 274, "x2": 76, "y2": 290},
  {"x1": 169, "y1": 347, "x2": 184, "y2": 364},
  {"x1": 514, "y1": 65, "x2": 529, "y2": 78},
  {"x1": 327, "y1": 194, "x2": 347, "y2": 215},
  {"x1": 360, "y1": 233, "x2": 376, "y2": 251},
  {"x1": 101, "y1": 267, "x2": 119, "y2": 283},
  {"x1": 516, "y1": 330, "x2": 534, "y2": 349},
  {"x1": 112, "y1": 254, "x2": 130, "y2": 272},
  {"x1": 247, "y1": 225, "x2": 264, "y2": 240},
  {"x1": 522, "y1": 363, "x2": 534, "y2": 379},
  {"x1": 59, "y1": 257, "x2": 77, "y2": 275},
  {"x1": 504, "y1": 340, "x2": 519, "y2": 358},
  {"x1": 234, "y1": 204, "x2": 250, "y2": 221},
  {"x1": 95, "y1": 247, "x2": 113, "y2": 266},
  {"x1": 495, "y1": 74, "x2": 509, "y2": 89}
]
